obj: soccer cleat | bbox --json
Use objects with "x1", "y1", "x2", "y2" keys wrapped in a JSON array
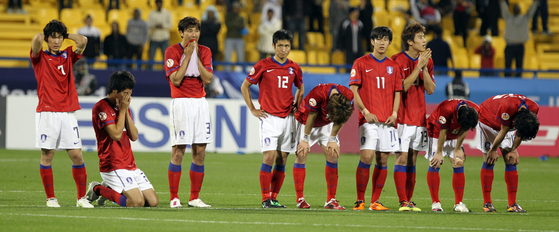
[
  {"x1": 271, "y1": 199, "x2": 286, "y2": 208},
  {"x1": 453, "y1": 202, "x2": 471, "y2": 212},
  {"x1": 409, "y1": 201, "x2": 422, "y2": 211},
  {"x1": 324, "y1": 198, "x2": 346, "y2": 210},
  {"x1": 170, "y1": 197, "x2": 183, "y2": 208},
  {"x1": 398, "y1": 201, "x2": 411, "y2": 211},
  {"x1": 262, "y1": 199, "x2": 277, "y2": 208},
  {"x1": 369, "y1": 201, "x2": 389, "y2": 211},
  {"x1": 483, "y1": 202, "x2": 497, "y2": 212},
  {"x1": 296, "y1": 198, "x2": 311, "y2": 209},
  {"x1": 507, "y1": 203, "x2": 526, "y2": 213},
  {"x1": 76, "y1": 197, "x2": 95, "y2": 208},
  {"x1": 188, "y1": 198, "x2": 211, "y2": 208},
  {"x1": 86, "y1": 181, "x2": 100, "y2": 202},
  {"x1": 96, "y1": 181, "x2": 108, "y2": 206},
  {"x1": 352, "y1": 200, "x2": 365, "y2": 210},
  {"x1": 46, "y1": 197, "x2": 61, "y2": 208},
  {"x1": 431, "y1": 202, "x2": 443, "y2": 211}
]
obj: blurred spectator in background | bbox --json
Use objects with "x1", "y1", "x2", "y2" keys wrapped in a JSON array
[
  {"x1": 200, "y1": 5, "x2": 222, "y2": 58},
  {"x1": 107, "y1": 0, "x2": 120, "y2": 12},
  {"x1": 477, "y1": 0, "x2": 501, "y2": 36},
  {"x1": 453, "y1": 0, "x2": 472, "y2": 48},
  {"x1": 329, "y1": 0, "x2": 349, "y2": 52},
  {"x1": 475, "y1": 35, "x2": 496, "y2": 76},
  {"x1": 126, "y1": 9, "x2": 149, "y2": 68},
  {"x1": 104, "y1": 22, "x2": 128, "y2": 69},
  {"x1": 336, "y1": 7, "x2": 364, "y2": 65},
  {"x1": 532, "y1": 0, "x2": 551, "y2": 35},
  {"x1": 261, "y1": 0, "x2": 282, "y2": 22},
  {"x1": 7, "y1": 0, "x2": 27, "y2": 14},
  {"x1": 501, "y1": 0, "x2": 539, "y2": 77},
  {"x1": 257, "y1": 9, "x2": 282, "y2": 59},
  {"x1": 435, "y1": 0, "x2": 453, "y2": 16},
  {"x1": 78, "y1": 15, "x2": 101, "y2": 63},
  {"x1": 59, "y1": 0, "x2": 72, "y2": 12},
  {"x1": 445, "y1": 70, "x2": 469, "y2": 100},
  {"x1": 308, "y1": 0, "x2": 324, "y2": 34},
  {"x1": 359, "y1": 0, "x2": 373, "y2": 51},
  {"x1": 409, "y1": 0, "x2": 441, "y2": 33},
  {"x1": 224, "y1": 1, "x2": 247, "y2": 71},
  {"x1": 74, "y1": 58, "x2": 98, "y2": 96},
  {"x1": 205, "y1": 76, "x2": 225, "y2": 98},
  {"x1": 283, "y1": 0, "x2": 307, "y2": 50},
  {"x1": 427, "y1": 27, "x2": 452, "y2": 75},
  {"x1": 148, "y1": 0, "x2": 172, "y2": 70}
]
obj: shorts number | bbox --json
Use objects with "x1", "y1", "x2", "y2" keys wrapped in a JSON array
[
  {"x1": 390, "y1": 131, "x2": 396, "y2": 142},
  {"x1": 376, "y1": 76, "x2": 385, "y2": 89},
  {"x1": 277, "y1": 76, "x2": 288, "y2": 88},
  {"x1": 140, "y1": 172, "x2": 149, "y2": 183},
  {"x1": 73, "y1": 126, "x2": 80, "y2": 138},
  {"x1": 206, "y1": 122, "x2": 210, "y2": 134},
  {"x1": 422, "y1": 131, "x2": 428, "y2": 144},
  {"x1": 57, "y1": 65, "x2": 66, "y2": 75}
]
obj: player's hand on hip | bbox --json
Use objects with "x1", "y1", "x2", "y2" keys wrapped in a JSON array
[
  {"x1": 385, "y1": 115, "x2": 397, "y2": 126},
  {"x1": 430, "y1": 151, "x2": 444, "y2": 169},
  {"x1": 486, "y1": 150, "x2": 499, "y2": 165},
  {"x1": 250, "y1": 109, "x2": 268, "y2": 120},
  {"x1": 364, "y1": 112, "x2": 379, "y2": 123},
  {"x1": 297, "y1": 141, "x2": 310, "y2": 156},
  {"x1": 327, "y1": 142, "x2": 340, "y2": 158}
]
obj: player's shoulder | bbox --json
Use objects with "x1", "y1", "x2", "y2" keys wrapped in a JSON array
[
  {"x1": 198, "y1": 44, "x2": 211, "y2": 53},
  {"x1": 286, "y1": 58, "x2": 302, "y2": 69},
  {"x1": 354, "y1": 54, "x2": 371, "y2": 63},
  {"x1": 166, "y1": 43, "x2": 182, "y2": 53},
  {"x1": 390, "y1": 52, "x2": 406, "y2": 61}
]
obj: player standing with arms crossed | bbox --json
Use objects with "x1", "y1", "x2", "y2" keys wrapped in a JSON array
[
  {"x1": 477, "y1": 94, "x2": 539, "y2": 213},
  {"x1": 31, "y1": 19, "x2": 94, "y2": 208},
  {"x1": 293, "y1": 83, "x2": 354, "y2": 209},
  {"x1": 391, "y1": 22, "x2": 435, "y2": 211},
  {"x1": 164, "y1": 17, "x2": 214, "y2": 208},
  {"x1": 241, "y1": 30, "x2": 304, "y2": 208},
  {"x1": 350, "y1": 26, "x2": 403, "y2": 211}
]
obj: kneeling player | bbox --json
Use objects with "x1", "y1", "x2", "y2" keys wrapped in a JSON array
[
  {"x1": 426, "y1": 99, "x2": 479, "y2": 212},
  {"x1": 477, "y1": 94, "x2": 539, "y2": 213},
  {"x1": 86, "y1": 71, "x2": 159, "y2": 207},
  {"x1": 293, "y1": 83, "x2": 354, "y2": 209}
]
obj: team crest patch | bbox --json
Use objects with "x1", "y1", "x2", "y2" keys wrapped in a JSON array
[
  {"x1": 166, "y1": 59, "x2": 174, "y2": 67},
  {"x1": 361, "y1": 136, "x2": 366, "y2": 145},
  {"x1": 126, "y1": 177, "x2": 133, "y2": 184},
  {"x1": 309, "y1": 98, "x2": 317, "y2": 107},
  {"x1": 61, "y1": 51, "x2": 67, "y2": 59},
  {"x1": 289, "y1": 67, "x2": 294, "y2": 75},
  {"x1": 99, "y1": 112, "x2": 107, "y2": 121},
  {"x1": 264, "y1": 138, "x2": 271, "y2": 146},
  {"x1": 387, "y1": 66, "x2": 393, "y2": 75},
  {"x1": 179, "y1": 130, "x2": 185, "y2": 139},
  {"x1": 350, "y1": 69, "x2": 356, "y2": 77},
  {"x1": 502, "y1": 113, "x2": 510, "y2": 121},
  {"x1": 439, "y1": 116, "x2": 447, "y2": 124},
  {"x1": 485, "y1": 142, "x2": 491, "y2": 151},
  {"x1": 41, "y1": 134, "x2": 47, "y2": 143},
  {"x1": 249, "y1": 67, "x2": 255, "y2": 75}
]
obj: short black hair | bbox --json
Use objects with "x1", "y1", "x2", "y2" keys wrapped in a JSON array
[
  {"x1": 107, "y1": 70, "x2": 136, "y2": 94},
  {"x1": 370, "y1": 26, "x2": 393, "y2": 41},
  {"x1": 178, "y1": 17, "x2": 201, "y2": 33},
  {"x1": 43, "y1": 19, "x2": 68, "y2": 41},
  {"x1": 514, "y1": 108, "x2": 540, "y2": 141},
  {"x1": 327, "y1": 93, "x2": 354, "y2": 124},
  {"x1": 272, "y1": 29, "x2": 293, "y2": 45},
  {"x1": 402, "y1": 22, "x2": 425, "y2": 51},
  {"x1": 457, "y1": 105, "x2": 479, "y2": 131}
]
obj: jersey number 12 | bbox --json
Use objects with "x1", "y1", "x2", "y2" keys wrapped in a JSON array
[{"x1": 277, "y1": 76, "x2": 288, "y2": 89}]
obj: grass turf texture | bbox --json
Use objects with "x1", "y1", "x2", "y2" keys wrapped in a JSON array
[{"x1": 0, "y1": 149, "x2": 558, "y2": 231}]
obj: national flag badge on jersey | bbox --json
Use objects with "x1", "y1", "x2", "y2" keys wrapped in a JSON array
[
  {"x1": 167, "y1": 59, "x2": 174, "y2": 67},
  {"x1": 387, "y1": 66, "x2": 393, "y2": 75},
  {"x1": 502, "y1": 113, "x2": 510, "y2": 120},
  {"x1": 99, "y1": 112, "x2": 107, "y2": 121}
]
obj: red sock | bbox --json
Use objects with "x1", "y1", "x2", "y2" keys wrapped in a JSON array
[
  {"x1": 406, "y1": 166, "x2": 416, "y2": 201},
  {"x1": 189, "y1": 163, "x2": 205, "y2": 201},
  {"x1": 371, "y1": 165, "x2": 387, "y2": 203},
  {"x1": 40, "y1": 165, "x2": 55, "y2": 198},
  {"x1": 293, "y1": 164, "x2": 306, "y2": 200},
  {"x1": 356, "y1": 161, "x2": 371, "y2": 201},
  {"x1": 505, "y1": 164, "x2": 518, "y2": 206},
  {"x1": 394, "y1": 165, "x2": 407, "y2": 202},
  {"x1": 371, "y1": 166, "x2": 380, "y2": 196},
  {"x1": 427, "y1": 167, "x2": 440, "y2": 203},
  {"x1": 94, "y1": 185, "x2": 127, "y2": 207},
  {"x1": 453, "y1": 167, "x2": 465, "y2": 204},
  {"x1": 168, "y1": 163, "x2": 182, "y2": 200},
  {"x1": 260, "y1": 163, "x2": 273, "y2": 202},
  {"x1": 325, "y1": 161, "x2": 338, "y2": 201},
  {"x1": 72, "y1": 164, "x2": 87, "y2": 199},
  {"x1": 481, "y1": 162, "x2": 494, "y2": 204},
  {"x1": 270, "y1": 165, "x2": 286, "y2": 200}
]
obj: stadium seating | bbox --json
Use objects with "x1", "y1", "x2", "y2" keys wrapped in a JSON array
[
  {"x1": 107, "y1": 9, "x2": 130, "y2": 34},
  {"x1": 287, "y1": 50, "x2": 307, "y2": 64}
]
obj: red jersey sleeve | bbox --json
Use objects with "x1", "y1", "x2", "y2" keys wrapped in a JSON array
[
  {"x1": 164, "y1": 46, "x2": 181, "y2": 77},
  {"x1": 437, "y1": 103, "x2": 453, "y2": 129},
  {"x1": 30, "y1": 48, "x2": 41, "y2": 65},
  {"x1": 496, "y1": 103, "x2": 517, "y2": 127},
  {"x1": 393, "y1": 64, "x2": 404, "y2": 92},
  {"x1": 94, "y1": 103, "x2": 116, "y2": 130},
  {"x1": 68, "y1": 47, "x2": 82, "y2": 64},
  {"x1": 246, "y1": 61, "x2": 264, "y2": 85},
  {"x1": 199, "y1": 46, "x2": 214, "y2": 74},
  {"x1": 349, "y1": 60, "x2": 362, "y2": 86},
  {"x1": 293, "y1": 63, "x2": 303, "y2": 88},
  {"x1": 304, "y1": 87, "x2": 322, "y2": 112}
]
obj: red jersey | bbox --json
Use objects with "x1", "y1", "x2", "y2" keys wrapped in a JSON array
[
  {"x1": 479, "y1": 94, "x2": 539, "y2": 131},
  {"x1": 30, "y1": 47, "x2": 82, "y2": 112},
  {"x1": 92, "y1": 99, "x2": 137, "y2": 172},
  {"x1": 391, "y1": 52, "x2": 435, "y2": 127},
  {"x1": 295, "y1": 84, "x2": 354, "y2": 127},
  {"x1": 427, "y1": 99, "x2": 480, "y2": 140},
  {"x1": 164, "y1": 43, "x2": 213, "y2": 98},
  {"x1": 349, "y1": 54, "x2": 403, "y2": 126},
  {"x1": 246, "y1": 57, "x2": 304, "y2": 118}
]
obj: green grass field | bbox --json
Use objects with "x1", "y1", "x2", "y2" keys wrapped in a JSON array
[{"x1": 0, "y1": 149, "x2": 558, "y2": 231}]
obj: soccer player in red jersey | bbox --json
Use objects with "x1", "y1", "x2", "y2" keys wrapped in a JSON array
[
  {"x1": 476, "y1": 94, "x2": 539, "y2": 213},
  {"x1": 391, "y1": 22, "x2": 435, "y2": 211},
  {"x1": 241, "y1": 30, "x2": 304, "y2": 208},
  {"x1": 350, "y1": 26, "x2": 403, "y2": 211},
  {"x1": 293, "y1": 83, "x2": 354, "y2": 210},
  {"x1": 30, "y1": 20, "x2": 94, "y2": 208},
  {"x1": 425, "y1": 99, "x2": 479, "y2": 212},
  {"x1": 86, "y1": 71, "x2": 159, "y2": 207},
  {"x1": 164, "y1": 17, "x2": 214, "y2": 208}
]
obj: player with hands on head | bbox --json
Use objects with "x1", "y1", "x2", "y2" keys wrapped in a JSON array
[
  {"x1": 292, "y1": 83, "x2": 354, "y2": 210},
  {"x1": 241, "y1": 29, "x2": 304, "y2": 208}
]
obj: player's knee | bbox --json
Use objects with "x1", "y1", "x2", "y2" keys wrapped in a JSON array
[
  {"x1": 453, "y1": 158, "x2": 464, "y2": 167},
  {"x1": 128, "y1": 197, "x2": 145, "y2": 207}
]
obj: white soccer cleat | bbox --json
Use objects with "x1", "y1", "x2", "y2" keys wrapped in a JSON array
[
  {"x1": 46, "y1": 198, "x2": 60, "y2": 208},
  {"x1": 453, "y1": 202, "x2": 471, "y2": 212},
  {"x1": 188, "y1": 198, "x2": 211, "y2": 208},
  {"x1": 76, "y1": 197, "x2": 95, "y2": 208},
  {"x1": 431, "y1": 202, "x2": 443, "y2": 211},
  {"x1": 86, "y1": 181, "x2": 100, "y2": 202},
  {"x1": 170, "y1": 198, "x2": 183, "y2": 208}
]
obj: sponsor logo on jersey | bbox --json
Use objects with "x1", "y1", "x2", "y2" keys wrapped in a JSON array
[
  {"x1": 502, "y1": 113, "x2": 510, "y2": 121},
  {"x1": 249, "y1": 67, "x2": 255, "y2": 75},
  {"x1": 99, "y1": 112, "x2": 107, "y2": 121},
  {"x1": 309, "y1": 98, "x2": 317, "y2": 107},
  {"x1": 166, "y1": 59, "x2": 174, "y2": 67},
  {"x1": 387, "y1": 66, "x2": 393, "y2": 75},
  {"x1": 439, "y1": 116, "x2": 446, "y2": 124},
  {"x1": 350, "y1": 69, "x2": 356, "y2": 77}
]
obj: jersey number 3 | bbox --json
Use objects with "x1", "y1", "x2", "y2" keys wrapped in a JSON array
[
  {"x1": 277, "y1": 76, "x2": 288, "y2": 88},
  {"x1": 57, "y1": 65, "x2": 66, "y2": 75}
]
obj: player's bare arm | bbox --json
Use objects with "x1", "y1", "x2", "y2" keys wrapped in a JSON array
[
  {"x1": 67, "y1": 34, "x2": 87, "y2": 55},
  {"x1": 431, "y1": 128, "x2": 448, "y2": 169},
  {"x1": 350, "y1": 85, "x2": 378, "y2": 123},
  {"x1": 241, "y1": 80, "x2": 267, "y2": 120},
  {"x1": 297, "y1": 111, "x2": 318, "y2": 156},
  {"x1": 104, "y1": 95, "x2": 131, "y2": 142},
  {"x1": 124, "y1": 97, "x2": 139, "y2": 142},
  {"x1": 31, "y1": 33, "x2": 44, "y2": 57},
  {"x1": 504, "y1": 135, "x2": 523, "y2": 165},
  {"x1": 294, "y1": 84, "x2": 305, "y2": 113},
  {"x1": 422, "y1": 50, "x2": 436, "y2": 95},
  {"x1": 486, "y1": 124, "x2": 511, "y2": 165},
  {"x1": 402, "y1": 64, "x2": 422, "y2": 92},
  {"x1": 453, "y1": 129, "x2": 468, "y2": 166},
  {"x1": 327, "y1": 122, "x2": 344, "y2": 158},
  {"x1": 386, "y1": 91, "x2": 400, "y2": 126}
]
